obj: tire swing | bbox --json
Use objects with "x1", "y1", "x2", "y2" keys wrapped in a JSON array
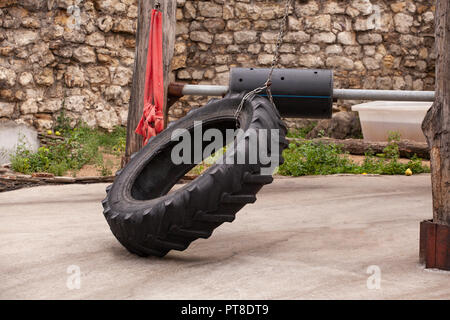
[
  {"x1": 103, "y1": 94, "x2": 288, "y2": 257},
  {"x1": 102, "y1": 1, "x2": 292, "y2": 257}
]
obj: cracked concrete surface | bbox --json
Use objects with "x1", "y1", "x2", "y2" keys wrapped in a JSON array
[{"x1": 1, "y1": 175, "x2": 449, "y2": 300}]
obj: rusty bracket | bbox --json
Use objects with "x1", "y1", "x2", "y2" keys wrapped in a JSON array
[
  {"x1": 420, "y1": 219, "x2": 450, "y2": 270},
  {"x1": 167, "y1": 82, "x2": 186, "y2": 109}
]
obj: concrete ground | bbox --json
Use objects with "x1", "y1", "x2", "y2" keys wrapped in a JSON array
[{"x1": 1, "y1": 174, "x2": 449, "y2": 300}]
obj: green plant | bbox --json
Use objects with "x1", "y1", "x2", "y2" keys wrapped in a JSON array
[
  {"x1": 279, "y1": 141, "x2": 358, "y2": 177},
  {"x1": 383, "y1": 131, "x2": 402, "y2": 159},
  {"x1": 317, "y1": 129, "x2": 326, "y2": 138},
  {"x1": 189, "y1": 164, "x2": 206, "y2": 176},
  {"x1": 287, "y1": 122, "x2": 318, "y2": 139},
  {"x1": 54, "y1": 102, "x2": 72, "y2": 134},
  {"x1": 97, "y1": 157, "x2": 113, "y2": 177},
  {"x1": 278, "y1": 138, "x2": 430, "y2": 177},
  {"x1": 11, "y1": 145, "x2": 71, "y2": 176},
  {"x1": 10, "y1": 116, "x2": 127, "y2": 176},
  {"x1": 98, "y1": 126, "x2": 127, "y2": 154},
  {"x1": 187, "y1": 147, "x2": 227, "y2": 176}
]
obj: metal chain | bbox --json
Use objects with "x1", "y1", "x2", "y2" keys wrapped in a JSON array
[{"x1": 234, "y1": 0, "x2": 293, "y2": 121}]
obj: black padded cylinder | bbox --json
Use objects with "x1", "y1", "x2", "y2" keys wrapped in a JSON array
[{"x1": 229, "y1": 68, "x2": 333, "y2": 119}]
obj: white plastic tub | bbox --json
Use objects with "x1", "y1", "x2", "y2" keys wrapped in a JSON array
[{"x1": 352, "y1": 101, "x2": 432, "y2": 143}]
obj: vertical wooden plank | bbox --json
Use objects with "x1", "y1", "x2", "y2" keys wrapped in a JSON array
[
  {"x1": 422, "y1": 0, "x2": 450, "y2": 226},
  {"x1": 419, "y1": 220, "x2": 430, "y2": 264},
  {"x1": 435, "y1": 224, "x2": 450, "y2": 270},
  {"x1": 425, "y1": 221, "x2": 437, "y2": 269},
  {"x1": 123, "y1": 0, "x2": 177, "y2": 166},
  {"x1": 420, "y1": 0, "x2": 450, "y2": 271},
  {"x1": 420, "y1": 220, "x2": 450, "y2": 269},
  {"x1": 162, "y1": 1, "x2": 177, "y2": 128},
  {"x1": 124, "y1": 0, "x2": 149, "y2": 164}
]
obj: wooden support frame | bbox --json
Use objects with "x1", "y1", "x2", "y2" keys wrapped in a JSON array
[
  {"x1": 123, "y1": 0, "x2": 177, "y2": 166},
  {"x1": 420, "y1": 0, "x2": 450, "y2": 270}
]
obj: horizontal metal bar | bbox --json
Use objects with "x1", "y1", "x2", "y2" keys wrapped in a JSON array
[
  {"x1": 333, "y1": 89, "x2": 435, "y2": 101},
  {"x1": 182, "y1": 84, "x2": 228, "y2": 96},
  {"x1": 180, "y1": 84, "x2": 435, "y2": 102}
]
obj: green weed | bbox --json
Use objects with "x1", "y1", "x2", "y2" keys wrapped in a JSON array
[
  {"x1": 11, "y1": 114, "x2": 126, "y2": 176},
  {"x1": 279, "y1": 132, "x2": 430, "y2": 177},
  {"x1": 286, "y1": 122, "x2": 318, "y2": 139}
]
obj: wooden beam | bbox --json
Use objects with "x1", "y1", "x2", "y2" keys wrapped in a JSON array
[
  {"x1": 422, "y1": 0, "x2": 450, "y2": 225},
  {"x1": 161, "y1": 2, "x2": 177, "y2": 129},
  {"x1": 123, "y1": 0, "x2": 177, "y2": 166},
  {"x1": 288, "y1": 138, "x2": 430, "y2": 160},
  {"x1": 420, "y1": 0, "x2": 450, "y2": 270}
]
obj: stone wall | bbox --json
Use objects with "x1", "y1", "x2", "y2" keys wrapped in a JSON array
[
  {"x1": 0, "y1": 0, "x2": 436, "y2": 131},
  {"x1": 0, "y1": 0, "x2": 137, "y2": 130}
]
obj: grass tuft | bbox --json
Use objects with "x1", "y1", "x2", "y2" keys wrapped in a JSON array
[
  {"x1": 279, "y1": 131, "x2": 430, "y2": 177},
  {"x1": 11, "y1": 123, "x2": 126, "y2": 177}
]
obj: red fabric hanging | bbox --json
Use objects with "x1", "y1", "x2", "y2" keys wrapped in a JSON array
[{"x1": 135, "y1": 9, "x2": 164, "y2": 146}]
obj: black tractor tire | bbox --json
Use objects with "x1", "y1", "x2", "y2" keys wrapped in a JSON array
[{"x1": 102, "y1": 93, "x2": 288, "y2": 257}]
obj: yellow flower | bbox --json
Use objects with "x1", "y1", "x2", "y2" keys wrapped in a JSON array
[
  {"x1": 362, "y1": 172, "x2": 368, "y2": 175},
  {"x1": 47, "y1": 130, "x2": 53, "y2": 135},
  {"x1": 405, "y1": 168, "x2": 413, "y2": 176},
  {"x1": 55, "y1": 131, "x2": 61, "y2": 136}
]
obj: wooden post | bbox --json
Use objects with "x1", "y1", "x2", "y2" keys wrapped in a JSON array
[
  {"x1": 420, "y1": 0, "x2": 450, "y2": 270},
  {"x1": 123, "y1": 0, "x2": 177, "y2": 166}
]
